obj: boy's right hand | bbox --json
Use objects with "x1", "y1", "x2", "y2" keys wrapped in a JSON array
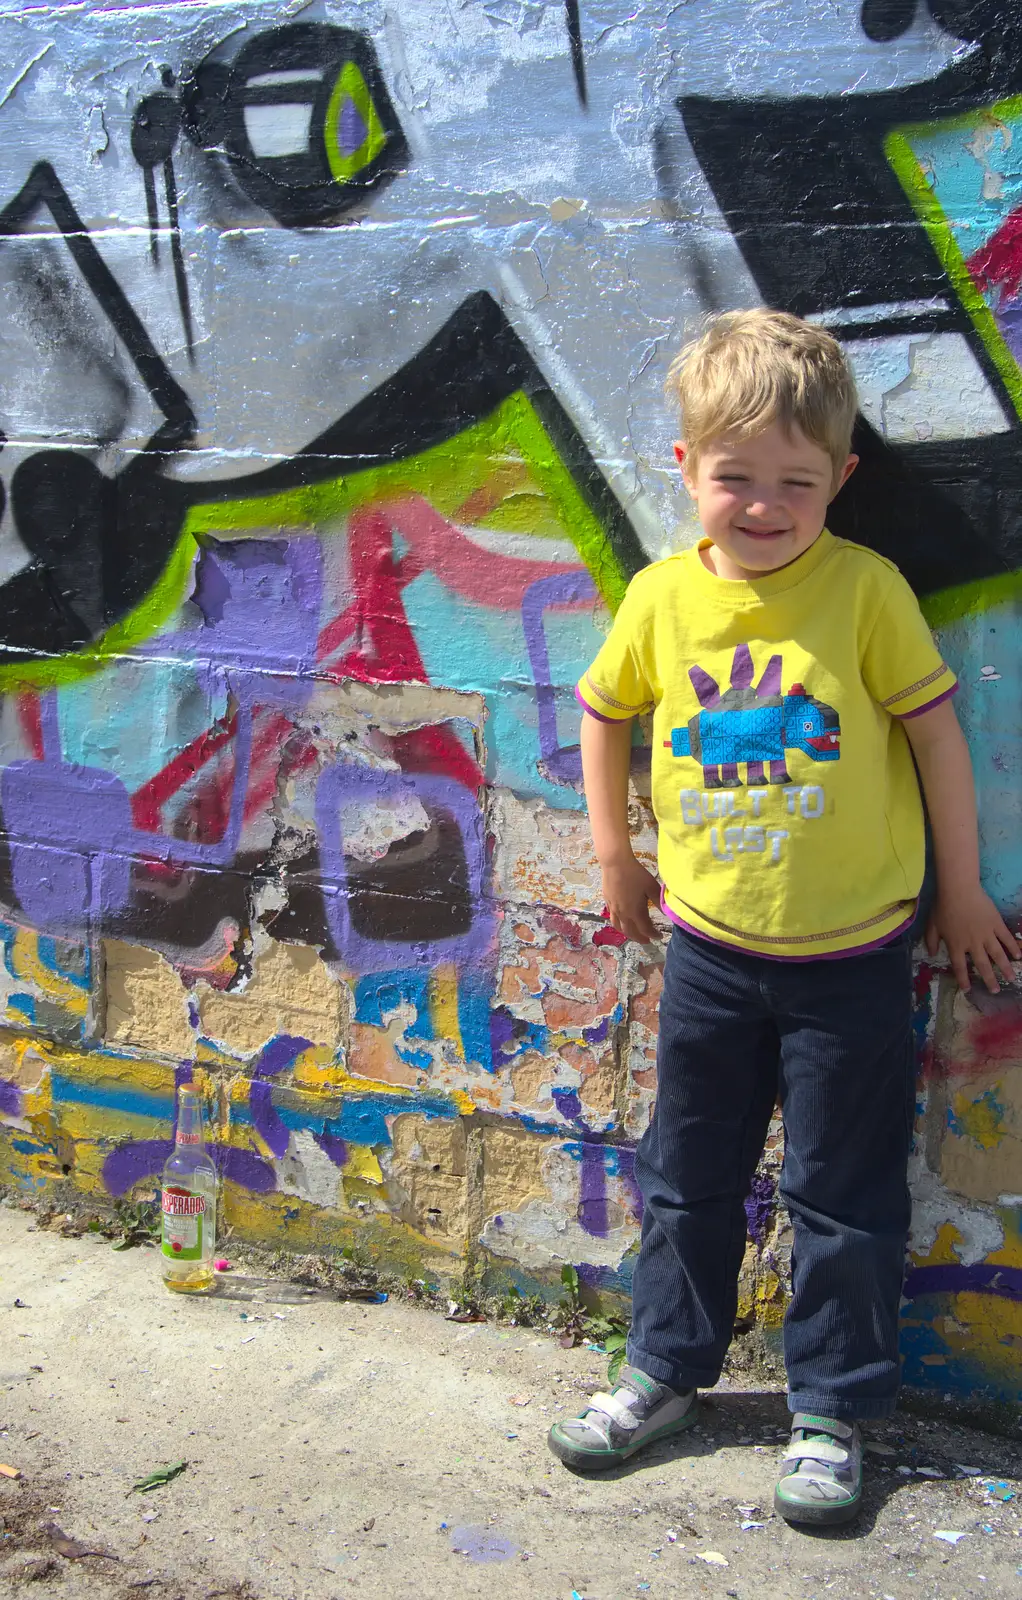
[{"x1": 601, "y1": 855, "x2": 662, "y2": 942}]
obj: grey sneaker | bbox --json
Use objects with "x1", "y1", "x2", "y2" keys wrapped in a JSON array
[
  {"x1": 547, "y1": 1364, "x2": 698, "y2": 1471},
  {"x1": 774, "y1": 1414, "x2": 863, "y2": 1526}
]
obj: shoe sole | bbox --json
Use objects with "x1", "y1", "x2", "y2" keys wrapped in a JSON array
[
  {"x1": 547, "y1": 1406, "x2": 699, "y2": 1472},
  {"x1": 773, "y1": 1485, "x2": 862, "y2": 1526}
]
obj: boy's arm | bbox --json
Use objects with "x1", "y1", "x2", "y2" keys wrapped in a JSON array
[
  {"x1": 580, "y1": 712, "x2": 660, "y2": 942},
  {"x1": 902, "y1": 698, "x2": 1020, "y2": 993}
]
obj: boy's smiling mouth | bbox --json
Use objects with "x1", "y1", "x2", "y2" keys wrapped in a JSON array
[{"x1": 681, "y1": 419, "x2": 858, "y2": 582}]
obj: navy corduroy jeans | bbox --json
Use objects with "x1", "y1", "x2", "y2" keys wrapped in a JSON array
[{"x1": 627, "y1": 925, "x2": 915, "y2": 1420}]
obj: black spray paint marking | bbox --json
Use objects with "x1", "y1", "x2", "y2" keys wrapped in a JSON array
[
  {"x1": 565, "y1": 0, "x2": 587, "y2": 108},
  {"x1": 1, "y1": 162, "x2": 195, "y2": 444}
]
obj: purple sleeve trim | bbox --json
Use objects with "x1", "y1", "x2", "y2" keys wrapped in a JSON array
[
  {"x1": 894, "y1": 683, "x2": 958, "y2": 720},
  {"x1": 574, "y1": 685, "x2": 628, "y2": 724}
]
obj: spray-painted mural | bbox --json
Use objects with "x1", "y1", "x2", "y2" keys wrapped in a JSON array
[{"x1": 0, "y1": 0, "x2": 1020, "y2": 1405}]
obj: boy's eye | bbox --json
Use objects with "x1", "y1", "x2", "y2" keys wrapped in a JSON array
[{"x1": 785, "y1": 480, "x2": 815, "y2": 489}]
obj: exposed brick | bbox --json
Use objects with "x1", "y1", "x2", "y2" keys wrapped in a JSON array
[
  {"x1": 103, "y1": 941, "x2": 195, "y2": 1059},
  {"x1": 200, "y1": 940, "x2": 345, "y2": 1058},
  {"x1": 389, "y1": 1113, "x2": 469, "y2": 1245}
]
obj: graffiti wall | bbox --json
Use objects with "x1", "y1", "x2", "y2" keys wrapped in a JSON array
[{"x1": 0, "y1": 0, "x2": 1020, "y2": 1404}]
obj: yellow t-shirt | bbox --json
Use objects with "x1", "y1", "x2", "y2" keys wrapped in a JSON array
[{"x1": 576, "y1": 530, "x2": 957, "y2": 958}]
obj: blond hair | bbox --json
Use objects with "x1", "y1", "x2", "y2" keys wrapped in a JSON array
[{"x1": 666, "y1": 309, "x2": 858, "y2": 483}]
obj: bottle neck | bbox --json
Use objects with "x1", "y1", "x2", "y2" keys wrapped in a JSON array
[{"x1": 175, "y1": 1089, "x2": 204, "y2": 1147}]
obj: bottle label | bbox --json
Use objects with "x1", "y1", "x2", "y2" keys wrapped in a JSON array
[{"x1": 162, "y1": 1186, "x2": 206, "y2": 1261}]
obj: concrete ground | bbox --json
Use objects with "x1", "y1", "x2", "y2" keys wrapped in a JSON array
[{"x1": 1, "y1": 1206, "x2": 1020, "y2": 1600}]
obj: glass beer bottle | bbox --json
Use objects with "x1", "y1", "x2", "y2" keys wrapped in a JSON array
[{"x1": 161, "y1": 1087, "x2": 217, "y2": 1293}]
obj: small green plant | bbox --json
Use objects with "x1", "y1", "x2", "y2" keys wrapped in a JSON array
[
  {"x1": 583, "y1": 1312, "x2": 630, "y2": 1383},
  {"x1": 444, "y1": 1259, "x2": 486, "y2": 1321},
  {"x1": 111, "y1": 1197, "x2": 161, "y2": 1250},
  {"x1": 553, "y1": 1263, "x2": 631, "y2": 1376},
  {"x1": 492, "y1": 1283, "x2": 548, "y2": 1327},
  {"x1": 339, "y1": 1241, "x2": 375, "y2": 1273},
  {"x1": 339, "y1": 1242, "x2": 398, "y2": 1290},
  {"x1": 492, "y1": 1284, "x2": 523, "y2": 1320},
  {"x1": 555, "y1": 1263, "x2": 585, "y2": 1347},
  {"x1": 404, "y1": 1276, "x2": 437, "y2": 1303}
]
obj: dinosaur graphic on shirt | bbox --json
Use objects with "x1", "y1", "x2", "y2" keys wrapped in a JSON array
[{"x1": 665, "y1": 644, "x2": 840, "y2": 789}]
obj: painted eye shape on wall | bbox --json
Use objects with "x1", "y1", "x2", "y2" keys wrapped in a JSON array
[
  {"x1": 860, "y1": 0, "x2": 1014, "y2": 42},
  {"x1": 803, "y1": 720, "x2": 814, "y2": 732},
  {"x1": 181, "y1": 22, "x2": 409, "y2": 228}
]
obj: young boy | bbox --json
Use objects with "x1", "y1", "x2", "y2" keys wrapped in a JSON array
[{"x1": 548, "y1": 310, "x2": 1019, "y2": 1526}]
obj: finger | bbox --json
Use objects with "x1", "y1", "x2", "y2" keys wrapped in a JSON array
[
  {"x1": 627, "y1": 910, "x2": 655, "y2": 942},
  {"x1": 642, "y1": 871, "x2": 662, "y2": 902},
  {"x1": 950, "y1": 947, "x2": 971, "y2": 992},
  {"x1": 609, "y1": 904, "x2": 639, "y2": 938},
  {"x1": 989, "y1": 936, "x2": 1016, "y2": 987},
  {"x1": 994, "y1": 916, "x2": 1022, "y2": 962},
  {"x1": 971, "y1": 946, "x2": 1000, "y2": 996}
]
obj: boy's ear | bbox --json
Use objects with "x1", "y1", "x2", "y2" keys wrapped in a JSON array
[
  {"x1": 674, "y1": 442, "x2": 695, "y2": 492},
  {"x1": 830, "y1": 454, "x2": 858, "y2": 499}
]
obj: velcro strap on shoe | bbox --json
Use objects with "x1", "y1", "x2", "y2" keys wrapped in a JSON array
[
  {"x1": 569, "y1": 1414, "x2": 614, "y2": 1441},
  {"x1": 782, "y1": 1438, "x2": 849, "y2": 1466},
  {"x1": 585, "y1": 1391, "x2": 641, "y2": 1431},
  {"x1": 792, "y1": 1414, "x2": 853, "y2": 1439}
]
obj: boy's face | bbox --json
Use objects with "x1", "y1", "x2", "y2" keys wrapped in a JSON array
[{"x1": 675, "y1": 420, "x2": 857, "y2": 581}]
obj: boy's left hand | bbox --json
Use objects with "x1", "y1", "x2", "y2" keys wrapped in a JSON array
[{"x1": 926, "y1": 884, "x2": 1021, "y2": 994}]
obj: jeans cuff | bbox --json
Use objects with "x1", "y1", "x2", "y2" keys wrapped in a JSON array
[
  {"x1": 626, "y1": 1342, "x2": 717, "y2": 1393},
  {"x1": 787, "y1": 1392, "x2": 898, "y2": 1421}
]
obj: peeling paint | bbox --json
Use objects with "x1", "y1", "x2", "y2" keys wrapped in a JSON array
[{"x1": 948, "y1": 1084, "x2": 1009, "y2": 1150}]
